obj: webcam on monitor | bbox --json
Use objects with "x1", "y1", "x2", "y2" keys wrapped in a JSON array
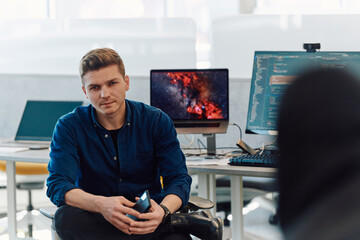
[{"x1": 303, "y1": 43, "x2": 321, "y2": 53}]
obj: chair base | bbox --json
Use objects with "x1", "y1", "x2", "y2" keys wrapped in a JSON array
[{"x1": 0, "y1": 209, "x2": 50, "y2": 238}]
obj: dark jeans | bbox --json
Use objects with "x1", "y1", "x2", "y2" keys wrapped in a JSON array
[{"x1": 54, "y1": 205, "x2": 192, "y2": 240}]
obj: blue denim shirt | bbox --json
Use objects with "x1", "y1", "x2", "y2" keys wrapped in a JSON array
[{"x1": 46, "y1": 99, "x2": 192, "y2": 208}]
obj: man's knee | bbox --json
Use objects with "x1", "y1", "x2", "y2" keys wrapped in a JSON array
[
  {"x1": 54, "y1": 205, "x2": 123, "y2": 239},
  {"x1": 54, "y1": 205, "x2": 79, "y2": 234}
]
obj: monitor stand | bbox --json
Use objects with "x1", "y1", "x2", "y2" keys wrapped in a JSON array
[{"x1": 202, "y1": 133, "x2": 217, "y2": 158}]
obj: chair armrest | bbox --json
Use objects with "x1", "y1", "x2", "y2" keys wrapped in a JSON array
[
  {"x1": 39, "y1": 206, "x2": 58, "y2": 220},
  {"x1": 187, "y1": 196, "x2": 214, "y2": 211}
]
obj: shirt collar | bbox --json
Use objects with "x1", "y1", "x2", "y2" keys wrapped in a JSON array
[
  {"x1": 124, "y1": 99, "x2": 132, "y2": 125},
  {"x1": 90, "y1": 99, "x2": 132, "y2": 129}
]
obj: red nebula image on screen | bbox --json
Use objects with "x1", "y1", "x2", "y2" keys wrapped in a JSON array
[{"x1": 166, "y1": 72, "x2": 224, "y2": 120}]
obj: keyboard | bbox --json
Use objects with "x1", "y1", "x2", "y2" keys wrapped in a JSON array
[{"x1": 228, "y1": 153, "x2": 279, "y2": 168}]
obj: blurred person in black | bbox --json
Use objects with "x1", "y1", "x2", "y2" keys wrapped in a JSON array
[{"x1": 277, "y1": 68, "x2": 360, "y2": 239}]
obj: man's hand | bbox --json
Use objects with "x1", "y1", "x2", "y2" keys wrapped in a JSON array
[
  {"x1": 98, "y1": 196, "x2": 141, "y2": 235},
  {"x1": 127, "y1": 199, "x2": 165, "y2": 235}
]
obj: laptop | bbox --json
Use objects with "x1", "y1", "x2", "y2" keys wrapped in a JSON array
[{"x1": 0, "y1": 100, "x2": 83, "y2": 150}]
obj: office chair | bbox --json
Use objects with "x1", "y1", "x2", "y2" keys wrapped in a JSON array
[{"x1": 0, "y1": 161, "x2": 49, "y2": 237}]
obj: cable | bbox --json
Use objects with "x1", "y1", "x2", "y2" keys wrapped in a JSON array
[
  {"x1": 229, "y1": 122, "x2": 242, "y2": 140},
  {"x1": 268, "y1": 137, "x2": 278, "y2": 146},
  {"x1": 180, "y1": 134, "x2": 195, "y2": 149},
  {"x1": 197, "y1": 138, "x2": 207, "y2": 151},
  {"x1": 258, "y1": 137, "x2": 278, "y2": 154}
]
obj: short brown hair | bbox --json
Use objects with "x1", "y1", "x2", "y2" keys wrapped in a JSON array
[{"x1": 79, "y1": 48, "x2": 126, "y2": 84}]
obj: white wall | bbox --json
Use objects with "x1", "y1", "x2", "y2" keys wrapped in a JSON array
[
  {"x1": 0, "y1": 17, "x2": 200, "y2": 144},
  {"x1": 0, "y1": 18, "x2": 196, "y2": 76}
]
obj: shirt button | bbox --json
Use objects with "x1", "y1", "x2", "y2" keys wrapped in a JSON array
[
  {"x1": 127, "y1": 122, "x2": 130, "y2": 126},
  {"x1": 119, "y1": 178, "x2": 122, "y2": 182},
  {"x1": 113, "y1": 156, "x2": 117, "y2": 160},
  {"x1": 104, "y1": 134, "x2": 108, "y2": 138}
]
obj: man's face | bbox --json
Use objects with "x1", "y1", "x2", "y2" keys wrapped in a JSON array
[{"x1": 82, "y1": 64, "x2": 129, "y2": 118}]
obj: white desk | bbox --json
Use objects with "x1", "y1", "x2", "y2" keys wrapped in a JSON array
[
  {"x1": 1, "y1": 149, "x2": 50, "y2": 240},
  {"x1": 187, "y1": 163, "x2": 277, "y2": 240}
]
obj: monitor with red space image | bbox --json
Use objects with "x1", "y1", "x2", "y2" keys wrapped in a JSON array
[{"x1": 150, "y1": 69, "x2": 229, "y2": 134}]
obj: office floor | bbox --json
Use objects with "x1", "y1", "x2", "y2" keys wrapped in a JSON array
[{"x1": 0, "y1": 174, "x2": 283, "y2": 240}]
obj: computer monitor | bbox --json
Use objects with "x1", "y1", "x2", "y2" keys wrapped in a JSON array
[
  {"x1": 150, "y1": 69, "x2": 229, "y2": 155},
  {"x1": 246, "y1": 51, "x2": 360, "y2": 135}
]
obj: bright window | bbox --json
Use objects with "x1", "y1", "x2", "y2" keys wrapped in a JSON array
[
  {"x1": 255, "y1": 0, "x2": 360, "y2": 14},
  {"x1": 0, "y1": 0, "x2": 48, "y2": 19},
  {"x1": 1, "y1": 0, "x2": 360, "y2": 67}
]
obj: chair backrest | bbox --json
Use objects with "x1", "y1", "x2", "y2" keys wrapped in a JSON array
[{"x1": 0, "y1": 161, "x2": 48, "y2": 175}]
